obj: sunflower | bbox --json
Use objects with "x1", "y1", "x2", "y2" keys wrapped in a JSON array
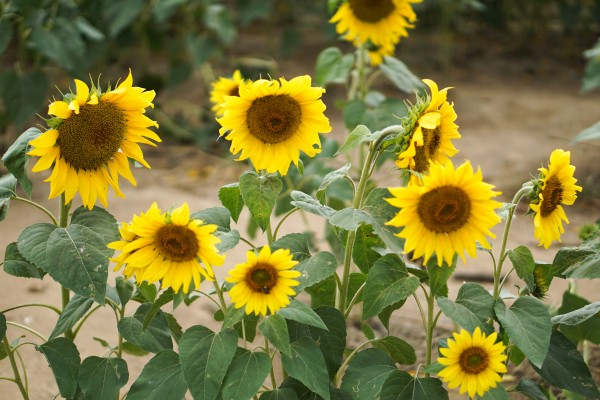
[
  {"x1": 396, "y1": 79, "x2": 460, "y2": 183},
  {"x1": 210, "y1": 69, "x2": 244, "y2": 117},
  {"x1": 386, "y1": 161, "x2": 501, "y2": 267},
  {"x1": 217, "y1": 76, "x2": 332, "y2": 175},
  {"x1": 366, "y1": 41, "x2": 395, "y2": 66},
  {"x1": 27, "y1": 71, "x2": 160, "y2": 209},
  {"x1": 226, "y1": 246, "x2": 300, "y2": 316},
  {"x1": 109, "y1": 202, "x2": 224, "y2": 293},
  {"x1": 529, "y1": 149, "x2": 582, "y2": 249},
  {"x1": 438, "y1": 327, "x2": 507, "y2": 398},
  {"x1": 330, "y1": 0, "x2": 420, "y2": 48}
]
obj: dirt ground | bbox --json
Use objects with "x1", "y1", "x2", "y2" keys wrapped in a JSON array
[{"x1": 1, "y1": 32, "x2": 599, "y2": 399}]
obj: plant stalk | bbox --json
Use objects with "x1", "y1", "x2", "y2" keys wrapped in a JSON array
[
  {"x1": 59, "y1": 193, "x2": 74, "y2": 340},
  {"x1": 424, "y1": 289, "x2": 435, "y2": 377},
  {"x1": 3, "y1": 336, "x2": 29, "y2": 400}
]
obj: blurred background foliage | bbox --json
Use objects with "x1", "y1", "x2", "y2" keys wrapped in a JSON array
[{"x1": 0, "y1": 0, "x2": 599, "y2": 152}]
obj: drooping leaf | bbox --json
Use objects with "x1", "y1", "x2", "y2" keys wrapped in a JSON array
[
  {"x1": 532, "y1": 330, "x2": 600, "y2": 399},
  {"x1": 316, "y1": 163, "x2": 352, "y2": 203},
  {"x1": 380, "y1": 370, "x2": 448, "y2": 400},
  {"x1": 45, "y1": 224, "x2": 111, "y2": 303},
  {"x1": 118, "y1": 303, "x2": 173, "y2": 353},
  {"x1": 191, "y1": 206, "x2": 231, "y2": 230},
  {"x1": 0, "y1": 174, "x2": 17, "y2": 222},
  {"x1": 494, "y1": 297, "x2": 552, "y2": 368},
  {"x1": 372, "y1": 336, "x2": 417, "y2": 365},
  {"x1": 437, "y1": 283, "x2": 495, "y2": 333},
  {"x1": 179, "y1": 325, "x2": 238, "y2": 400},
  {"x1": 127, "y1": 350, "x2": 187, "y2": 400},
  {"x1": 508, "y1": 245, "x2": 536, "y2": 292},
  {"x1": 479, "y1": 384, "x2": 510, "y2": 400},
  {"x1": 551, "y1": 233, "x2": 600, "y2": 279},
  {"x1": 142, "y1": 288, "x2": 176, "y2": 330},
  {"x1": 278, "y1": 300, "x2": 327, "y2": 330},
  {"x1": 271, "y1": 233, "x2": 313, "y2": 262},
  {"x1": 334, "y1": 125, "x2": 379, "y2": 155},
  {"x1": 426, "y1": 257, "x2": 456, "y2": 298},
  {"x1": 78, "y1": 356, "x2": 129, "y2": 400},
  {"x1": 352, "y1": 224, "x2": 384, "y2": 273},
  {"x1": 222, "y1": 348, "x2": 271, "y2": 400},
  {"x1": 239, "y1": 171, "x2": 282, "y2": 231},
  {"x1": 219, "y1": 183, "x2": 244, "y2": 223},
  {"x1": 37, "y1": 338, "x2": 81, "y2": 399},
  {"x1": 340, "y1": 348, "x2": 396, "y2": 400},
  {"x1": 514, "y1": 379, "x2": 549, "y2": 400},
  {"x1": 290, "y1": 190, "x2": 335, "y2": 219},
  {"x1": 555, "y1": 292, "x2": 600, "y2": 344},
  {"x1": 50, "y1": 295, "x2": 93, "y2": 340},
  {"x1": 553, "y1": 300, "x2": 600, "y2": 326},
  {"x1": 315, "y1": 47, "x2": 354, "y2": 87},
  {"x1": 1, "y1": 127, "x2": 42, "y2": 197},
  {"x1": 16, "y1": 222, "x2": 57, "y2": 271},
  {"x1": 259, "y1": 314, "x2": 292, "y2": 357},
  {"x1": 363, "y1": 254, "x2": 420, "y2": 319},
  {"x1": 115, "y1": 277, "x2": 135, "y2": 307},
  {"x1": 282, "y1": 337, "x2": 330, "y2": 400},
  {"x1": 70, "y1": 206, "x2": 119, "y2": 244},
  {"x1": 3, "y1": 242, "x2": 46, "y2": 279},
  {"x1": 380, "y1": 56, "x2": 423, "y2": 93}
]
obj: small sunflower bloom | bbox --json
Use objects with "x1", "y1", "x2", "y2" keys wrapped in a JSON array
[
  {"x1": 27, "y1": 71, "x2": 160, "y2": 209},
  {"x1": 217, "y1": 75, "x2": 332, "y2": 175},
  {"x1": 109, "y1": 202, "x2": 224, "y2": 293},
  {"x1": 387, "y1": 160, "x2": 502, "y2": 267},
  {"x1": 330, "y1": 0, "x2": 420, "y2": 49},
  {"x1": 210, "y1": 69, "x2": 245, "y2": 117},
  {"x1": 529, "y1": 149, "x2": 582, "y2": 248},
  {"x1": 226, "y1": 246, "x2": 300, "y2": 316},
  {"x1": 438, "y1": 327, "x2": 507, "y2": 398},
  {"x1": 396, "y1": 79, "x2": 461, "y2": 182},
  {"x1": 366, "y1": 41, "x2": 395, "y2": 66}
]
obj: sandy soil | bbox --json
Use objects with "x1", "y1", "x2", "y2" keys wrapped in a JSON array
[{"x1": 1, "y1": 37, "x2": 599, "y2": 399}]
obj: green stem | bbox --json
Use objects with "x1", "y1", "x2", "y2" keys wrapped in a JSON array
[
  {"x1": 116, "y1": 306, "x2": 126, "y2": 358},
  {"x1": 334, "y1": 338, "x2": 377, "y2": 387},
  {"x1": 58, "y1": 193, "x2": 74, "y2": 340},
  {"x1": 424, "y1": 289, "x2": 435, "y2": 377},
  {"x1": 238, "y1": 236, "x2": 257, "y2": 249},
  {"x1": 492, "y1": 186, "x2": 532, "y2": 301},
  {"x1": 1, "y1": 303, "x2": 61, "y2": 315},
  {"x1": 12, "y1": 197, "x2": 58, "y2": 225},
  {"x1": 3, "y1": 336, "x2": 29, "y2": 400},
  {"x1": 272, "y1": 207, "x2": 300, "y2": 241},
  {"x1": 15, "y1": 350, "x2": 28, "y2": 393},
  {"x1": 212, "y1": 280, "x2": 228, "y2": 313},
  {"x1": 338, "y1": 143, "x2": 376, "y2": 314},
  {"x1": 266, "y1": 222, "x2": 274, "y2": 245},
  {"x1": 6, "y1": 321, "x2": 47, "y2": 342},
  {"x1": 344, "y1": 282, "x2": 366, "y2": 319},
  {"x1": 72, "y1": 305, "x2": 103, "y2": 338},
  {"x1": 264, "y1": 337, "x2": 277, "y2": 389}
]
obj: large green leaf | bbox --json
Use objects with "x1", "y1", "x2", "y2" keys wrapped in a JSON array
[
  {"x1": 553, "y1": 300, "x2": 600, "y2": 326},
  {"x1": 532, "y1": 330, "x2": 600, "y2": 399},
  {"x1": 380, "y1": 56, "x2": 422, "y2": 93},
  {"x1": 46, "y1": 224, "x2": 111, "y2": 303},
  {"x1": 118, "y1": 303, "x2": 173, "y2": 353},
  {"x1": 37, "y1": 338, "x2": 80, "y2": 399},
  {"x1": 494, "y1": 297, "x2": 552, "y2": 368},
  {"x1": 316, "y1": 163, "x2": 352, "y2": 203},
  {"x1": 437, "y1": 283, "x2": 494, "y2": 333},
  {"x1": 278, "y1": 300, "x2": 327, "y2": 330},
  {"x1": 0, "y1": 174, "x2": 16, "y2": 221},
  {"x1": 287, "y1": 307, "x2": 346, "y2": 379},
  {"x1": 295, "y1": 252, "x2": 338, "y2": 292},
  {"x1": 16, "y1": 222, "x2": 57, "y2": 271},
  {"x1": 426, "y1": 257, "x2": 456, "y2": 298},
  {"x1": 479, "y1": 384, "x2": 510, "y2": 400},
  {"x1": 555, "y1": 292, "x2": 600, "y2": 344},
  {"x1": 127, "y1": 350, "x2": 187, "y2": 400},
  {"x1": 362, "y1": 188, "x2": 405, "y2": 253},
  {"x1": 380, "y1": 370, "x2": 448, "y2": 400},
  {"x1": 218, "y1": 183, "x2": 244, "y2": 223},
  {"x1": 222, "y1": 348, "x2": 271, "y2": 400},
  {"x1": 259, "y1": 314, "x2": 292, "y2": 357},
  {"x1": 508, "y1": 245, "x2": 536, "y2": 292},
  {"x1": 372, "y1": 337, "x2": 416, "y2": 365},
  {"x1": 334, "y1": 125, "x2": 381, "y2": 155},
  {"x1": 271, "y1": 233, "x2": 313, "y2": 262},
  {"x1": 78, "y1": 356, "x2": 129, "y2": 400},
  {"x1": 191, "y1": 206, "x2": 231, "y2": 230},
  {"x1": 49, "y1": 295, "x2": 93, "y2": 340},
  {"x1": 179, "y1": 325, "x2": 238, "y2": 400},
  {"x1": 259, "y1": 388, "x2": 299, "y2": 400},
  {"x1": 340, "y1": 348, "x2": 396, "y2": 400},
  {"x1": 239, "y1": 171, "x2": 282, "y2": 231},
  {"x1": 2, "y1": 127, "x2": 42, "y2": 197},
  {"x1": 71, "y1": 206, "x2": 120, "y2": 244},
  {"x1": 305, "y1": 276, "x2": 336, "y2": 308},
  {"x1": 3, "y1": 242, "x2": 46, "y2": 279},
  {"x1": 115, "y1": 277, "x2": 135, "y2": 307},
  {"x1": 552, "y1": 233, "x2": 600, "y2": 279},
  {"x1": 314, "y1": 47, "x2": 354, "y2": 87},
  {"x1": 352, "y1": 224, "x2": 384, "y2": 274},
  {"x1": 282, "y1": 337, "x2": 330, "y2": 400},
  {"x1": 290, "y1": 190, "x2": 335, "y2": 219},
  {"x1": 363, "y1": 255, "x2": 420, "y2": 319}
]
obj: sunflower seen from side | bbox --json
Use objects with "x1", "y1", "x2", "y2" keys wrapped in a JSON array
[
  {"x1": 438, "y1": 327, "x2": 507, "y2": 398},
  {"x1": 330, "y1": 0, "x2": 420, "y2": 49},
  {"x1": 217, "y1": 76, "x2": 332, "y2": 175},
  {"x1": 109, "y1": 202, "x2": 224, "y2": 293},
  {"x1": 529, "y1": 149, "x2": 582, "y2": 248},
  {"x1": 396, "y1": 79, "x2": 460, "y2": 183},
  {"x1": 210, "y1": 69, "x2": 244, "y2": 117},
  {"x1": 387, "y1": 160, "x2": 502, "y2": 267},
  {"x1": 27, "y1": 71, "x2": 160, "y2": 209},
  {"x1": 226, "y1": 246, "x2": 300, "y2": 316}
]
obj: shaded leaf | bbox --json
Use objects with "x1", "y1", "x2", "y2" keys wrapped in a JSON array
[
  {"x1": 222, "y1": 348, "x2": 271, "y2": 400},
  {"x1": 37, "y1": 338, "x2": 81, "y2": 399},
  {"x1": 341, "y1": 348, "x2": 395, "y2": 400},
  {"x1": 380, "y1": 370, "x2": 448, "y2": 400},
  {"x1": 71, "y1": 206, "x2": 119, "y2": 244},
  {"x1": 2, "y1": 127, "x2": 41, "y2": 197},
  {"x1": 50, "y1": 295, "x2": 93, "y2": 340},
  {"x1": 282, "y1": 337, "x2": 330, "y2": 400},
  {"x1": 295, "y1": 252, "x2": 338, "y2": 292},
  {"x1": 219, "y1": 183, "x2": 244, "y2": 223},
  {"x1": 3, "y1": 242, "x2": 45, "y2": 279},
  {"x1": 372, "y1": 336, "x2": 417, "y2": 365},
  {"x1": 239, "y1": 171, "x2": 282, "y2": 231},
  {"x1": 118, "y1": 303, "x2": 172, "y2": 353},
  {"x1": 16, "y1": 222, "x2": 57, "y2": 271},
  {"x1": 278, "y1": 300, "x2": 327, "y2": 330},
  {"x1": 271, "y1": 233, "x2": 313, "y2": 262},
  {"x1": 380, "y1": 56, "x2": 423, "y2": 93},
  {"x1": 315, "y1": 47, "x2": 354, "y2": 87},
  {"x1": 78, "y1": 356, "x2": 129, "y2": 400},
  {"x1": 259, "y1": 314, "x2": 292, "y2": 357},
  {"x1": 127, "y1": 350, "x2": 187, "y2": 400}
]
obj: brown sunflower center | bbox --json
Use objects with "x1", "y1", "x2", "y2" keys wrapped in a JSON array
[
  {"x1": 247, "y1": 263, "x2": 277, "y2": 294},
  {"x1": 246, "y1": 94, "x2": 302, "y2": 144},
  {"x1": 459, "y1": 347, "x2": 489, "y2": 374},
  {"x1": 540, "y1": 176, "x2": 563, "y2": 217},
  {"x1": 57, "y1": 101, "x2": 127, "y2": 171},
  {"x1": 349, "y1": 0, "x2": 395, "y2": 23},
  {"x1": 417, "y1": 186, "x2": 471, "y2": 234},
  {"x1": 155, "y1": 224, "x2": 199, "y2": 262},
  {"x1": 413, "y1": 125, "x2": 442, "y2": 174}
]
